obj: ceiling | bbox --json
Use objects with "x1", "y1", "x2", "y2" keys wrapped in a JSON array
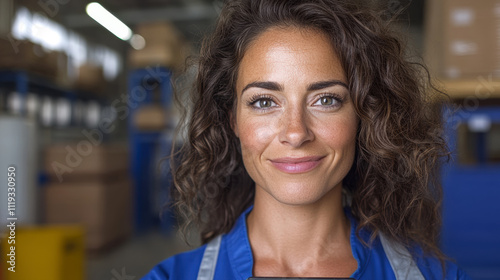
[
  {"x1": 16, "y1": 0, "x2": 221, "y2": 54},
  {"x1": 12, "y1": 0, "x2": 425, "y2": 69}
]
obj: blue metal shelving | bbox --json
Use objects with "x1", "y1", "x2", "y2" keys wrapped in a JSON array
[
  {"x1": 128, "y1": 67, "x2": 174, "y2": 233},
  {"x1": 442, "y1": 107, "x2": 500, "y2": 279},
  {"x1": 0, "y1": 70, "x2": 111, "y2": 189},
  {"x1": 0, "y1": 70, "x2": 107, "y2": 120}
]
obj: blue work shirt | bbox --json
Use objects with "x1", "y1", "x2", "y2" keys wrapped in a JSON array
[{"x1": 143, "y1": 206, "x2": 470, "y2": 279}]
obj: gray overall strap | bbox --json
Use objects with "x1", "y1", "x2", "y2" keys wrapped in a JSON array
[
  {"x1": 379, "y1": 233, "x2": 425, "y2": 280},
  {"x1": 197, "y1": 234, "x2": 222, "y2": 280}
]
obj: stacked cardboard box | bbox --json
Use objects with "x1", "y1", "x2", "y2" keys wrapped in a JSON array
[
  {"x1": 128, "y1": 21, "x2": 190, "y2": 71},
  {"x1": 49, "y1": 50, "x2": 70, "y2": 88},
  {"x1": 43, "y1": 144, "x2": 132, "y2": 251},
  {"x1": 0, "y1": 40, "x2": 47, "y2": 74},
  {"x1": 0, "y1": 39, "x2": 70, "y2": 86},
  {"x1": 133, "y1": 104, "x2": 170, "y2": 131},
  {"x1": 74, "y1": 63, "x2": 106, "y2": 95},
  {"x1": 425, "y1": 0, "x2": 500, "y2": 79}
]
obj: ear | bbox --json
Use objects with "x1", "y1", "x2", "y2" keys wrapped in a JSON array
[{"x1": 229, "y1": 110, "x2": 239, "y2": 138}]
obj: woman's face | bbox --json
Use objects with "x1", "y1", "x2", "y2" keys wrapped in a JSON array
[{"x1": 233, "y1": 27, "x2": 358, "y2": 206}]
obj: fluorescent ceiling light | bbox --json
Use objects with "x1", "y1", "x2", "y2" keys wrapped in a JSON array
[
  {"x1": 86, "y1": 2, "x2": 132, "y2": 41},
  {"x1": 130, "y1": 34, "x2": 146, "y2": 50}
]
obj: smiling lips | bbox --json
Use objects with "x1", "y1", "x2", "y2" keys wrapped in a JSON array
[{"x1": 269, "y1": 156, "x2": 325, "y2": 174}]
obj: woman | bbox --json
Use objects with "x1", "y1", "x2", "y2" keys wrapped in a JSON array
[{"x1": 144, "y1": 0, "x2": 469, "y2": 279}]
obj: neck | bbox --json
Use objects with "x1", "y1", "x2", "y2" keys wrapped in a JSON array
[{"x1": 247, "y1": 185, "x2": 352, "y2": 275}]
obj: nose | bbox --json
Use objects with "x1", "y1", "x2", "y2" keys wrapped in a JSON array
[{"x1": 279, "y1": 106, "x2": 314, "y2": 147}]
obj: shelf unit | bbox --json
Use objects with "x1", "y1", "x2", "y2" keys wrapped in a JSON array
[
  {"x1": 0, "y1": 70, "x2": 108, "y2": 127},
  {"x1": 128, "y1": 67, "x2": 174, "y2": 233},
  {"x1": 438, "y1": 79, "x2": 500, "y2": 99},
  {"x1": 0, "y1": 70, "x2": 114, "y2": 228},
  {"x1": 441, "y1": 101, "x2": 500, "y2": 278}
]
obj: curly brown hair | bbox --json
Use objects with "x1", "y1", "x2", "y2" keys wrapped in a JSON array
[{"x1": 171, "y1": 0, "x2": 449, "y2": 261}]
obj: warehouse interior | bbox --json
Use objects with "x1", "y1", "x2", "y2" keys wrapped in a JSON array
[{"x1": 0, "y1": 0, "x2": 499, "y2": 279}]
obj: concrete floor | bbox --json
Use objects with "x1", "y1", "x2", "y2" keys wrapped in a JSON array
[{"x1": 87, "y1": 229, "x2": 199, "y2": 280}]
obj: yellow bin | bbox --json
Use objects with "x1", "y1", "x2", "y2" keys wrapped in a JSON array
[{"x1": 1, "y1": 225, "x2": 85, "y2": 280}]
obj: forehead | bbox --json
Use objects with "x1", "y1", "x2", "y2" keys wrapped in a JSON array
[{"x1": 236, "y1": 26, "x2": 346, "y2": 91}]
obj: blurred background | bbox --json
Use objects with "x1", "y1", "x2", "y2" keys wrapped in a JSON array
[{"x1": 0, "y1": 0, "x2": 498, "y2": 279}]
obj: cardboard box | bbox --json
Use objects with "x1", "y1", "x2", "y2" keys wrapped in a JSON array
[
  {"x1": 0, "y1": 39, "x2": 46, "y2": 72},
  {"x1": 45, "y1": 50, "x2": 71, "y2": 88},
  {"x1": 44, "y1": 144, "x2": 129, "y2": 181},
  {"x1": 74, "y1": 63, "x2": 106, "y2": 94},
  {"x1": 44, "y1": 178, "x2": 132, "y2": 251},
  {"x1": 425, "y1": 0, "x2": 500, "y2": 79},
  {"x1": 133, "y1": 104, "x2": 169, "y2": 131},
  {"x1": 129, "y1": 45, "x2": 176, "y2": 68},
  {"x1": 128, "y1": 42, "x2": 190, "y2": 71},
  {"x1": 134, "y1": 22, "x2": 181, "y2": 46},
  {"x1": 128, "y1": 21, "x2": 190, "y2": 70},
  {"x1": 0, "y1": 39, "x2": 69, "y2": 81}
]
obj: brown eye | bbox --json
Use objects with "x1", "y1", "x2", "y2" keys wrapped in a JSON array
[
  {"x1": 259, "y1": 99, "x2": 272, "y2": 108},
  {"x1": 248, "y1": 95, "x2": 277, "y2": 110},
  {"x1": 320, "y1": 96, "x2": 334, "y2": 105},
  {"x1": 313, "y1": 94, "x2": 342, "y2": 108}
]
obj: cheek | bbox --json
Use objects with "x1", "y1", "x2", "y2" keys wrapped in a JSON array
[
  {"x1": 238, "y1": 118, "x2": 276, "y2": 154},
  {"x1": 317, "y1": 114, "x2": 358, "y2": 152}
]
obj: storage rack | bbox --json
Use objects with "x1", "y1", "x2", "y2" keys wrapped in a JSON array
[
  {"x1": 441, "y1": 104, "x2": 500, "y2": 278},
  {"x1": 0, "y1": 70, "x2": 108, "y2": 124},
  {"x1": 128, "y1": 66, "x2": 173, "y2": 233},
  {"x1": 0, "y1": 70, "x2": 110, "y2": 184}
]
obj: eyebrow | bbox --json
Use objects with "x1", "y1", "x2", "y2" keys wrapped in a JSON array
[
  {"x1": 241, "y1": 80, "x2": 348, "y2": 95},
  {"x1": 241, "y1": 81, "x2": 283, "y2": 95},
  {"x1": 307, "y1": 80, "x2": 348, "y2": 91}
]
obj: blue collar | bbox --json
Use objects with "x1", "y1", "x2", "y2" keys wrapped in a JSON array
[{"x1": 224, "y1": 206, "x2": 373, "y2": 279}]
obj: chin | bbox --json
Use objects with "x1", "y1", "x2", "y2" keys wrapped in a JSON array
[{"x1": 263, "y1": 181, "x2": 338, "y2": 206}]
